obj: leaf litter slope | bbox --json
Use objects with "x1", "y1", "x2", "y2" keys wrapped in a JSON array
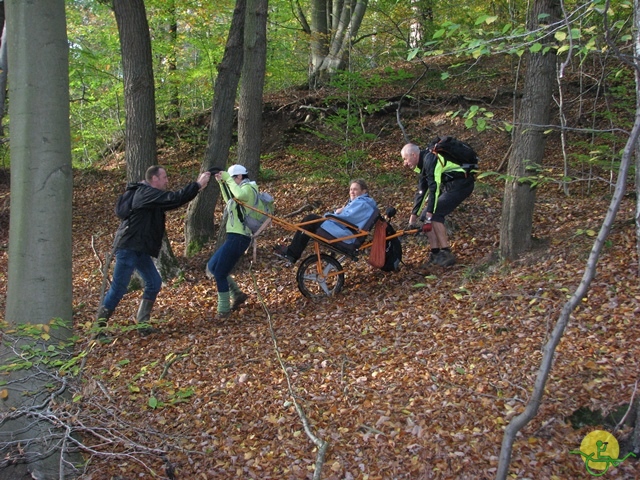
[{"x1": 1, "y1": 60, "x2": 639, "y2": 479}]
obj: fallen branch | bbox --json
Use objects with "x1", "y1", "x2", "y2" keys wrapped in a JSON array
[
  {"x1": 248, "y1": 263, "x2": 329, "y2": 480},
  {"x1": 158, "y1": 349, "x2": 191, "y2": 382},
  {"x1": 0, "y1": 333, "x2": 203, "y2": 478}
]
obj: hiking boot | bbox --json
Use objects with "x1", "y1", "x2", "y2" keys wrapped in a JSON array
[
  {"x1": 427, "y1": 252, "x2": 439, "y2": 264},
  {"x1": 136, "y1": 299, "x2": 160, "y2": 337},
  {"x1": 433, "y1": 250, "x2": 456, "y2": 267},
  {"x1": 96, "y1": 305, "x2": 113, "y2": 324},
  {"x1": 231, "y1": 292, "x2": 249, "y2": 311},
  {"x1": 273, "y1": 245, "x2": 295, "y2": 264},
  {"x1": 215, "y1": 310, "x2": 231, "y2": 320}
]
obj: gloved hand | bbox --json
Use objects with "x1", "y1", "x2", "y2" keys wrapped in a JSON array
[
  {"x1": 407, "y1": 223, "x2": 418, "y2": 232},
  {"x1": 421, "y1": 221, "x2": 432, "y2": 233}
]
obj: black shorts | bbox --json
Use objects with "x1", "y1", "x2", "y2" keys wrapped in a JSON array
[{"x1": 431, "y1": 176, "x2": 474, "y2": 223}]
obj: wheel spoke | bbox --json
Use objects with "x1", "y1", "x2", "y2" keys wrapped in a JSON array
[
  {"x1": 318, "y1": 279, "x2": 331, "y2": 295},
  {"x1": 323, "y1": 264, "x2": 337, "y2": 276}
]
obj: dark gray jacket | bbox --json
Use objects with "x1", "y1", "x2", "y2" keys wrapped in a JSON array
[{"x1": 114, "y1": 181, "x2": 199, "y2": 257}]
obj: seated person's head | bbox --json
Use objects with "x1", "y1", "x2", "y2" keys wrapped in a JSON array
[{"x1": 349, "y1": 179, "x2": 368, "y2": 200}]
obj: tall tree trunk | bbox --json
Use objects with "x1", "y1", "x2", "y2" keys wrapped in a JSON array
[
  {"x1": 0, "y1": 2, "x2": 7, "y2": 137},
  {"x1": 184, "y1": 0, "x2": 246, "y2": 254},
  {"x1": 409, "y1": 0, "x2": 434, "y2": 48},
  {"x1": 112, "y1": 0, "x2": 157, "y2": 182},
  {"x1": 495, "y1": 3, "x2": 640, "y2": 476},
  {"x1": 308, "y1": 0, "x2": 369, "y2": 86},
  {"x1": 499, "y1": 0, "x2": 560, "y2": 260},
  {"x1": 113, "y1": 0, "x2": 182, "y2": 278},
  {"x1": 4, "y1": 0, "x2": 73, "y2": 363},
  {"x1": 309, "y1": 0, "x2": 328, "y2": 78},
  {"x1": 0, "y1": 1, "x2": 78, "y2": 477},
  {"x1": 237, "y1": 0, "x2": 268, "y2": 178},
  {"x1": 165, "y1": 0, "x2": 180, "y2": 119},
  {"x1": 636, "y1": 0, "x2": 640, "y2": 278}
]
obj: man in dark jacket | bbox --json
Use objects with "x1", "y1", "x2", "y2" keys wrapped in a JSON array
[
  {"x1": 96, "y1": 165, "x2": 210, "y2": 336},
  {"x1": 401, "y1": 141, "x2": 474, "y2": 267}
]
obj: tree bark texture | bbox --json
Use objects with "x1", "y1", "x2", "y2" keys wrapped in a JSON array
[
  {"x1": 309, "y1": 0, "x2": 368, "y2": 85},
  {"x1": 184, "y1": 0, "x2": 246, "y2": 254},
  {"x1": 309, "y1": 0, "x2": 328, "y2": 76},
  {"x1": 5, "y1": 0, "x2": 73, "y2": 336},
  {"x1": 237, "y1": 0, "x2": 268, "y2": 180},
  {"x1": 113, "y1": 0, "x2": 157, "y2": 182},
  {"x1": 1, "y1": 0, "x2": 78, "y2": 477},
  {"x1": 635, "y1": 0, "x2": 640, "y2": 277},
  {"x1": 113, "y1": 0, "x2": 183, "y2": 279},
  {"x1": 164, "y1": 0, "x2": 180, "y2": 119},
  {"x1": 499, "y1": 0, "x2": 560, "y2": 260},
  {"x1": 0, "y1": 6, "x2": 7, "y2": 137}
]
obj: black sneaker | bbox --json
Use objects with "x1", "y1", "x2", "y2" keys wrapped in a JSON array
[{"x1": 273, "y1": 245, "x2": 296, "y2": 264}]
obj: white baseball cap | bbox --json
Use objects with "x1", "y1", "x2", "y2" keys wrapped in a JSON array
[{"x1": 228, "y1": 164, "x2": 248, "y2": 176}]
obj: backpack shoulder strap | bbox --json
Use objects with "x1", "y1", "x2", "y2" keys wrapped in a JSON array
[{"x1": 221, "y1": 181, "x2": 245, "y2": 222}]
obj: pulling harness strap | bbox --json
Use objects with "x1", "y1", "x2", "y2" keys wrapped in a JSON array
[{"x1": 222, "y1": 182, "x2": 245, "y2": 222}]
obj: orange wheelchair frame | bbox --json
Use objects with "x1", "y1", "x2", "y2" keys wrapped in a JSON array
[{"x1": 236, "y1": 200, "x2": 419, "y2": 298}]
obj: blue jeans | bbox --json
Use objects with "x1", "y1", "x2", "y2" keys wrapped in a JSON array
[
  {"x1": 103, "y1": 249, "x2": 162, "y2": 311},
  {"x1": 207, "y1": 233, "x2": 251, "y2": 292}
]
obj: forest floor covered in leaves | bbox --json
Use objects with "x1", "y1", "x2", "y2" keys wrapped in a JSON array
[{"x1": 1, "y1": 58, "x2": 639, "y2": 479}]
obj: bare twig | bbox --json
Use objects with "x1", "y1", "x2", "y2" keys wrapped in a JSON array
[
  {"x1": 614, "y1": 379, "x2": 639, "y2": 433},
  {"x1": 340, "y1": 354, "x2": 351, "y2": 396},
  {"x1": 495, "y1": 65, "x2": 640, "y2": 479},
  {"x1": 91, "y1": 235, "x2": 105, "y2": 273},
  {"x1": 396, "y1": 60, "x2": 430, "y2": 144},
  {"x1": 158, "y1": 349, "x2": 191, "y2": 382},
  {"x1": 0, "y1": 334, "x2": 202, "y2": 477},
  {"x1": 248, "y1": 263, "x2": 329, "y2": 480},
  {"x1": 496, "y1": 142, "x2": 513, "y2": 172}
]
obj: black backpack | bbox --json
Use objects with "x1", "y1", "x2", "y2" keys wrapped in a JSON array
[
  {"x1": 381, "y1": 222, "x2": 402, "y2": 272},
  {"x1": 114, "y1": 184, "x2": 140, "y2": 220},
  {"x1": 431, "y1": 136, "x2": 479, "y2": 169},
  {"x1": 112, "y1": 184, "x2": 140, "y2": 251}
]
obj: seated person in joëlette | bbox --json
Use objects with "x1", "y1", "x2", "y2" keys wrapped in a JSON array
[{"x1": 274, "y1": 179, "x2": 378, "y2": 263}]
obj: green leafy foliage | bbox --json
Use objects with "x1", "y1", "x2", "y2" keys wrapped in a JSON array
[
  {"x1": 304, "y1": 70, "x2": 398, "y2": 175},
  {"x1": 0, "y1": 319, "x2": 81, "y2": 375},
  {"x1": 447, "y1": 105, "x2": 497, "y2": 132}
]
